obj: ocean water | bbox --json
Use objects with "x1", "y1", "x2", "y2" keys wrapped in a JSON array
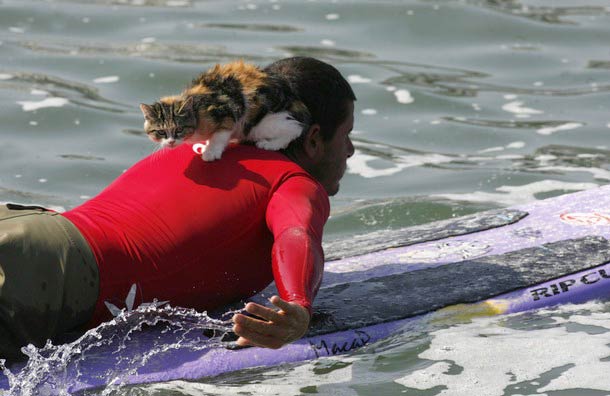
[{"x1": 1, "y1": 0, "x2": 610, "y2": 394}]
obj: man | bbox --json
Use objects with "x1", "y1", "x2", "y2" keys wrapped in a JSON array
[
  {"x1": 0, "y1": 57, "x2": 355, "y2": 358},
  {"x1": 232, "y1": 57, "x2": 355, "y2": 348}
]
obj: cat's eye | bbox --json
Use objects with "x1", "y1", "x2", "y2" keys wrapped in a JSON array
[
  {"x1": 175, "y1": 127, "x2": 183, "y2": 136},
  {"x1": 155, "y1": 130, "x2": 167, "y2": 138}
]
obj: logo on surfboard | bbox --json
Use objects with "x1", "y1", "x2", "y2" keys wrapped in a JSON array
[{"x1": 559, "y1": 212, "x2": 610, "y2": 226}]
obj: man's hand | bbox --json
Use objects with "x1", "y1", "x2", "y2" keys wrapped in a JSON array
[{"x1": 232, "y1": 295, "x2": 310, "y2": 349}]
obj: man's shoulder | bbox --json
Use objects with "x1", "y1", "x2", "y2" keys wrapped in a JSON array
[
  {"x1": 224, "y1": 144, "x2": 304, "y2": 171},
  {"x1": 225, "y1": 143, "x2": 287, "y2": 159},
  {"x1": 227, "y1": 145, "x2": 326, "y2": 193}
]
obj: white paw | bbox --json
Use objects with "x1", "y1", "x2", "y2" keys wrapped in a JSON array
[{"x1": 201, "y1": 147, "x2": 224, "y2": 161}]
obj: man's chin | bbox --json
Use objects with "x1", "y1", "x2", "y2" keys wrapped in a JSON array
[{"x1": 326, "y1": 183, "x2": 340, "y2": 197}]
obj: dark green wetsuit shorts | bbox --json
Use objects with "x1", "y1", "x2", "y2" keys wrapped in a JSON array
[{"x1": 0, "y1": 203, "x2": 98, "y2": 360}]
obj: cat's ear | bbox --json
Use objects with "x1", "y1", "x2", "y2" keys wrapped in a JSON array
[
  {"x1": 140, "y1": 103, "x2": 155, "y2": 120},
  {"x1": 178, "y1": 96, "x2": 194, "y2": 114}
]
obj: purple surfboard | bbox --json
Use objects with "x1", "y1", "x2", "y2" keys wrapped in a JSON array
[{"x1": 3, "y1": 185, "x2": 610, "y2": 394}]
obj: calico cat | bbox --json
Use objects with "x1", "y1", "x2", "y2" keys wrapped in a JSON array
[{"x1": 139, "y1": 61, "x2": 311, "y2": 161}]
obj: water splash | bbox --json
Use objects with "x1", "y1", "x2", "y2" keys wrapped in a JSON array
[{"x1": 0, "y1": 304, "x2": 236, "y2": 395}]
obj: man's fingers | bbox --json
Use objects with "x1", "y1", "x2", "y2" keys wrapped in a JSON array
[
  {"x1": 235, "y1": 336, "x2": 255, "y2": 348},
  {"x1": 244, "y1": 302, "x2": 284, "y2": 323},
  {"x1": 233, "y1": 321, "x2": 284, "y2": 349},
  {"x1": 268, "y1": 295, "x2": 294, "y2": 313},
  {"x1": 235, "y1": 332, "x2": 282, "y2": 349},
  {"x1": 233, "y1": 313, "x2": 283, "y2": 337},
  {"x1": 269, "y1": 296, "x2": 310, "y2": 323}
]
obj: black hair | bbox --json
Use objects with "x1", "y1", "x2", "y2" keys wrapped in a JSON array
[{"x1": 264, "y1": 57, "x2": 356, "y2": 142}]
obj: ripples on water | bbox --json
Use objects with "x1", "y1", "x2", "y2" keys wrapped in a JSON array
[
  {"x1": 114, "y1": 302, "x2": 610, "y2": 396},
  {"x1": 1, "y1": 0, "x2": 610, "y2": 394}
]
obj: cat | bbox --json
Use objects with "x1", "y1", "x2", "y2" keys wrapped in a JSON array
[{"x1": 139, "y1": 60, "x2": 311, "y2": 161}]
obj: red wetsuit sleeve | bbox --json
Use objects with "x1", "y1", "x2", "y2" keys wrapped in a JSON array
[{"x1": 266, "y1": 176, "x2": 330, "y2": 316}]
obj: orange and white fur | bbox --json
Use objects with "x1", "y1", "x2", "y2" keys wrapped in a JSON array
[{"x1": 140, "y1": 61, "x2": 310, "y2": 161}]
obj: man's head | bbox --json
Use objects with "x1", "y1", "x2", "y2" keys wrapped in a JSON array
[{"x1": 264, "y1": 57, "x2": 356, "y2": 196}]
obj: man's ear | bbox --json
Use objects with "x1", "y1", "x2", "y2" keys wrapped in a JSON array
[{"x1": 302, "y1": 124, "x2": 324, "y2": 160}]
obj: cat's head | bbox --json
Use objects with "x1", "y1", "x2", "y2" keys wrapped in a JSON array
[{"x1": 140, "y1": 96, "x2": 197, "y2": 148}]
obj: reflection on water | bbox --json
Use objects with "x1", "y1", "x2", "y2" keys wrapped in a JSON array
[
  {"x1": 383, "y1": 65, "x2": 610, "y2": 98},
  {"x1": 58, "y1": 154, "x2": 106, "y2": 161},
  {"x1": 0, "y1": 187, "x2": 59, "y2": 203},
  {"x1": 53, "y1": 0, "x2": 193, "y2": 6},
  {"x1": 443, "y1": 116, "x2": 585, "y2": 133},
  {"x1": 348, "y1": 138, "x2": 610, "y2": 181},
  {"x1": 198, "y1": 23, "x2": 303, "y2": 33},
  {"x1": 475, "y1": 0, "x2": 610, "y2": 25},
  {"x1": 589, "y1": 60, "x2": 610, "y2": 69},
  {"x1": 0, "y1": 71, "x2": 127, "y2": 112},
  {"x1": 279, "y1": 46, "x2": 376, "y2": 60},
  {"x1": 381, "y1": 65, "x2": 488, "y2": 98},
  {"x1": 13, "y1": 39, "x2": 239, "y2": 64}
]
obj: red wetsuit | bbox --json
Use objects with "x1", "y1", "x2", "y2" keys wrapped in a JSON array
[{"x1": 63, "y1": 144, "x2": 329, "y2": 326}]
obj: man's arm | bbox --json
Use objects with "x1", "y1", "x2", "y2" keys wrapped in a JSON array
[{"x1": 232, "y1": 175, "x2": 329, "y2": 348}]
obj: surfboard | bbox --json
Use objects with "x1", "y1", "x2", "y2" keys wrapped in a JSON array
[{"x1": 3, "y1": 185, "x2": 610, "y2": 394}]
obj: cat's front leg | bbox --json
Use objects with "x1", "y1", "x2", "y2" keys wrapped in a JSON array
[{"x1": 201, "y1": 130, "x2": 233, "y2": 161}]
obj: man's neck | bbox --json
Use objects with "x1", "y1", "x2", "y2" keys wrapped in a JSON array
[{"x1": 282, "y1": 148, "x2": 315, "y2": 177}]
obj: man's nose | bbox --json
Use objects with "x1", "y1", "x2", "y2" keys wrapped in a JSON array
[{"x1": 347, "y1": 138, "x2": 355, "y2": 158}]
